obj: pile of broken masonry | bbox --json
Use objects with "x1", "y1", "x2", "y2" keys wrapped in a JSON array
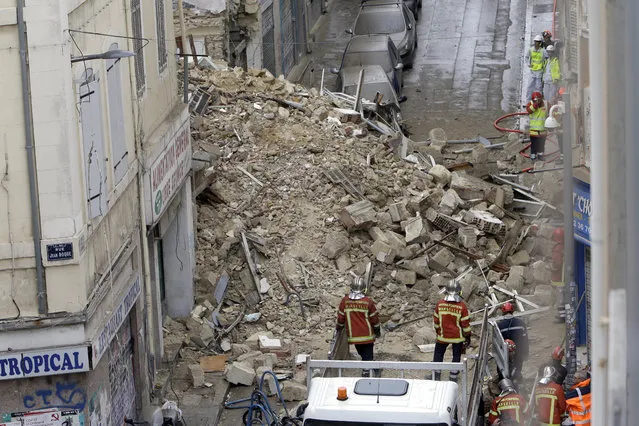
[{"x1": 159, "y1": 65, "x2": 565, "y2": 405}]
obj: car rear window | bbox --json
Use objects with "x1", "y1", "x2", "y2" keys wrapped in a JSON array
[
  {"x1": 354, "y1": 9, "x2": 405, "y2": 34},
  {"x1": 342, "y1": 51, "x2": 392, "y2": 73}
]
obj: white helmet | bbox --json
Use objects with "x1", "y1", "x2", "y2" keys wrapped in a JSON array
[
  {"x1": 539, "y1": 366, "x2": 558, "y2": 385},
  {"x1": 546, "y1": 44, "x2": 555, "y2": 52},
  {"x1": 534, "y1": 34, "x2": 543, "y2": 42}
]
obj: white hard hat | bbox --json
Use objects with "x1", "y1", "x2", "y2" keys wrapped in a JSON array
[
  {"x1": 534, "y1": 34, "x2": 543, "y2": 42},
  {"x1": 546, "y1": 44, "x2": 555, "y2": 52}
]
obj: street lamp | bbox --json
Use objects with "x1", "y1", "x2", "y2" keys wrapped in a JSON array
[{"x1": 70, "y1": 49, "x2": 135, "y2": 63}]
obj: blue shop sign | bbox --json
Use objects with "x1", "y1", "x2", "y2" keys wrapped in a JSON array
[
  {"x1": 573, "y1": 179, "x2": 591, "y2": 244},
  {"x1": 0, "y1": 347, "x2": 90, "y2": 380}
]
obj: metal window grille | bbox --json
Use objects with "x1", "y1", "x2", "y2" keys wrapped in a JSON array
[
  {"x1": 280, "y1": 0, "x2": 295, "y2": 76},
  {"x1": 568, "y1": 0, "x2": 579, "y2": 72},
  {"x1": 155, "y1": 0, "x2": 167, "y2": 72},
  {"x1": 262, "y1": 6, "x2": 276, "y2": 75},
  {"x1": 131, "y1": 0, "x2": 146, "y2": 95}
]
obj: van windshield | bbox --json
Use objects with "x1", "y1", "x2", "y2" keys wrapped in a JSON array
[{"x1": 304, "y1": 421, "x2": 449, "y2": 426}]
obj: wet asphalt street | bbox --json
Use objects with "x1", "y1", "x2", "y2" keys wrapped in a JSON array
[{"x1": 299, "y1": 0, "x2": 527, "y2": 140}]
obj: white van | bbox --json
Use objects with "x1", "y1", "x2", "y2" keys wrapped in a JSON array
[{"x1": 300, "y1": 376, "x2": 460, "y2": 426}]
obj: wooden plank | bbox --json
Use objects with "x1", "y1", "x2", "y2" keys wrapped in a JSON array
[{"x1": 200, "y1": 355, "x2": 228, "y2": 372}]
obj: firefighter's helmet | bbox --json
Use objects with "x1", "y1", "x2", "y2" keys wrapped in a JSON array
[
  {"x1": 498, "y1": 378, "x2": 517, "y2": 396},
  {"x1": 444, "y1": 280, "x2": 462, "y2": 302},
  {"x1": 539, "y1": 366, "x2": 558, "y2": 384}
]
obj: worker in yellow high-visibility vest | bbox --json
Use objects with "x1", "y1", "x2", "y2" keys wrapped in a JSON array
[
  {"x1": 543, "y1": 44, "x2": 562, "y2": 105},
  {"x1": 525, "y1": 91, "x2": 548, "y2": 161},
  {"x1": 526, "y1": 34, "x2": 547, "y2": 101}
]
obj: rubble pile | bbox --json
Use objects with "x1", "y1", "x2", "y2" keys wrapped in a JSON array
[{"x1": 163, "y1": 66, "x2": 564, "y2": 399}]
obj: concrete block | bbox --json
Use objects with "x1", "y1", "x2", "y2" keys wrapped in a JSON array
[
  {"x1": 335, "y1": 253, "x2": 353, "y2": 272},
  {"x1": 282, "y1": 381, "x2": 308, "y2": 401},
  {"x1": 486, "y1": 187, "x2": 506, "y2": 208},
  {"x1": 458, "y1": 227, "x2": 478, "y2": 249},
  {"x1": 429, "y1": 128, "x2": 448, "y2": 147},
  {"x1": 389, "y1": 201, "x2": 410, "y2": 222},
  {"x1": 412, "y1": 326, "x2": 437, "y2": 346},
  {"x1": 531, "y1": 260, "x2": 550, "y2": 284},
  {"x1": 487, "y1": 270, "x2": 501, "y2": 283},
  {"x1": 505, "y1": 266, "x2": 526, "y2": 293},
  {"x1": 405, "y1": 217, "x2": 430, "y2": 244},
  {"x1": 256, "y1": 366, "x2": 278, "y2": 395},
  {"x1": 368, "y1": 226, "x2": 387, "y2": 242},
  {"x1": 432, "y1": 248, "x2": 455, "y2": 267},
  {"x1": 428, "y1": 165, "x2": 452, "y2": 186},
  {"x1": 438, "y1": 189, "x2": 462, "y2": 215},
  {"x1": 384, "y1": 231, "x2": 411, "y2": 258},
  {"x1": 408, "y1": 189, "x2": 444, "y2": 214},
  {"x1": 403, "y1": 257, "x2": 431, "y2": 278},
  {"x1": 189, "y1": 364, "x2": 206, "y2": 388},
  {"x1": 395, "y1": 270, "x2": 417, "y2": 286},
  {"x1": 321, "y1": 232, "x2": 351, "y2": 259},
  {"x1": 371, "y1": 240, "x2": 396, "y2": 264},
  {"x1": 259, "y1": 335, "x2": 282, "y2": 350},
  {"x1": 487, "y1": 204, "x2": 505, "y2": 219},
  {"x1": 507, "y1": 250, "x2": 531, "y2": 266},
  {"x1": 225, "y1": 361, "x2": 256, "y2": 386},
  {"x1": 339, "y1": 200, "x2": 377, "y2": 231}
]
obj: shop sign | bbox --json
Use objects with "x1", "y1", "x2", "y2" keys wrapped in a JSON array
[
  {"x1": 147, "y1": 120, "x2": 191, "y2": 224},
  {"x1": 573, "y1": 179, "x2": 591, "y2": 244},
  {"x1": 0, "y1": 347, "x2": 89, "y2": 380},
  {"x1": 92, "y1": 277, "x2": 141, "y2": 365}
]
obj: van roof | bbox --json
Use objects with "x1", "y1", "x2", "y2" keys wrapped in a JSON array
[{"x1": 304, "y1": 377, "x2": 458, "y2": 424}]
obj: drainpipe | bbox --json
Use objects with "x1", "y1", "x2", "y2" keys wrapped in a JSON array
[
  {"x1": 177, "y1": 0, "x2": 188, "y2": 104},
  {"x1": 588, "y1": 0, "x2": 608, "y2": 422},
  {"x1": 17, "y1": 0, "x2": 47, "y2": 315}
]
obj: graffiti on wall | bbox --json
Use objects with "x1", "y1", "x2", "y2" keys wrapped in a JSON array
[
  {"x1": 88, "y1": 387, "x2": 108, "y2": 426},
  {"x1": 22, "y1": 381, "x2": 86, "y2": 411},
  {"x1": 107, "y1": 321, "x2": 135, "y2": 425}
]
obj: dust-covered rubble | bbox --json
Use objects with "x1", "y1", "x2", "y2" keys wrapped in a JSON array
[{"x1": 160, "y1": 66, "x2": 566, "y2": 401}]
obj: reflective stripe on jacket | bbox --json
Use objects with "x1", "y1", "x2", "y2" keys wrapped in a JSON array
[
  {"x1": 544, "y1": 57, "x2": 561, "y2": 82},
  {"x1": 433, "y1": 300, "x2": 471, "y2": 343},
  {"x1": 566, "y1": 378, "x2": 591, "y2": 425},
  {"x1": 534, "y1": 382, "x2": 567, "y2": 425},
  {"x1": 529, "y1": 48, "x2": 544, "y2": 71},
  {"x1": 488, "y1": 393, "x2": 527, "y2": 424},
  {"x1": 336, "y1": 295, "x2": 379, "y2": 344},
  {"x1": 527, "y1": 102, "x2": 547, "y2": 134}
]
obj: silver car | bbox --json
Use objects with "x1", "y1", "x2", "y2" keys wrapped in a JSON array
[
  {"x1": 349, "y1": 0, "x2": 417, "y2": 68},
  {"x1": 331, "y1": 34, "x2": 404, "y2": 96},
  {"x1": 340, "y1": 65, "x2": 404, "y2": 130}
]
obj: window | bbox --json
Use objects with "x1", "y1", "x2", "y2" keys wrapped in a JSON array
[
  {"x1": 131, "y1": 0, "x2": 146, "y2": 95},
  {"x1": 106, "y1": 43, "x2": 129, "y2": 184},
  {"x1": 155, "y1": 0, "x2": 167, "y2": 72},
  {"x1": 79, "y1": 69, "x2": 108, "y2": 218}
]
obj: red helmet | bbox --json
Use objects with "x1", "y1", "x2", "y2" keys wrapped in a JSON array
[
  {"x1": 501, "y1": 302, "x2": 515, "y2": 314},
  {"x1": 532, "y1": 91, "x2": 543, "y2": 101},
  {"x1": 505, "y1": 339, "x2": 516, "y2": 353},
  {"x1": 552, "y1": 346, "x2": 565, "y2": 361},
  {"x1": 552, "y1": 228, "x2": 565, "y2": 242},
  {"x1": 542, "y1": 30, "x2": 552, "y2": 38}
]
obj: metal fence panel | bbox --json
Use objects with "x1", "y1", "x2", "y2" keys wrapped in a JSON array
[
  {"x1": 490, "y1": 320, "x2": 509, "y2": 379},
  {"x1": 261, "y1": 5, "x2": 276, "y2": 75}
]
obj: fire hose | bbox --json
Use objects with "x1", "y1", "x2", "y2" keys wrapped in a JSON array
[{"x1": 493, "y1": 111, "x2": 562, "y2": 164}]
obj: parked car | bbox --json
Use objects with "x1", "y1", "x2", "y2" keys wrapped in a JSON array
[
  {"x1": 362, "y1": 0, "x2": 420, "y2": 22},
  {"x1": 349, "y1": 0, "x2": 417, "y2": 68},
  {"x1": 339, "y1": 64, "x2": 405, "y2": 130},
  {"x1": 331, "y1": 34, "x2": 404, "y2": 95}
]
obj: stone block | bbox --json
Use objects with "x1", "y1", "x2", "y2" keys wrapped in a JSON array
[
  {"x1": 486, "y1": 187, "x2": 506, "y2": 208},
  {"x1": 255, "y1": 353, "x2": 278, "y2": 370},
  {"x1": 371, "y1": 240, "x2": 397, "y2": 264},
  {"x1": 428, "y1": 165, "x2": 452, "y2": 186},
  {"x1": 191, "y1": 323, "x2": 215, "y2": 347},
  {"x1": 407, "y1": 189, "x2": 444, "y2": 214},
  {"x1": 486, "y1": 270, "x2": 501, "y2": 283},
  {"x1": 335, "y1": 253, "x2": 353, "y2": 272},
  {"x1": 321, "y1": 232, "x2": 351, "y2": 259},
  {"x1": 226, "y1": 361, "x2": 256, "y2": 386},
  {"x1": 505, "y1": 266, "x2": 526, "y2": 293},
  {"x1": 451, "y1": 172, "x2": 488, "y2": 200},
  {"x1": 458, "y1": 227, "x2": 478, "y2": 249},
  {"x1": 395, "y1": 270, "x2": 417, "y2": 286},
  {"x1": 405, "y1": 217, "x2": 430, "y2": 244},
  {"x1": 472, "y1": 145, "x2": 488, "y2": 164},
  {"x1": 403, "y1": 257, "x2": 431, "y2": 278},
  {"x1": 412, "y1": 326, "x2": 437, "y2": 346},
  {"x1": 432, "y1": 248, "x2": 455, "y2": 268},
  {"x1": 231, "y1": 343, "x2": 251, "y2": 357},
  {"x1": 339, "y1": 200, "x2": 377, "y2": 231},
  {"x1": 531, "y1": 260, "x2": 550, "y2": 284},
  {"x1": 507, "y1": 250, "x2": 531, "y2": 266},
  {"x1": 487, "y1": 204, "x2": 505, "y2": 218},
  {"x1": 438, "y1": 189, "x2": 462, "y2": 215},
  {"x1": 460, "y1": 274, "x2": 482, "y2": 298},
  {"x1": 259, "y1": 335, "x2": 282, "y2": 350},
  {"x1": 282, "y1": 381, "x2": 308, "y2": 401},
  {"x1": 389, "y1": 201, "x2": 410, "y2": 222},
  {"x1": 368, "y1": 226, "x2": 387, "y2": 242},
  {"x1": 384, "y1": 231, "x2": 412, "y2": 258},
  {"x1": 429, "y1": 128, "x2": 448, "y2": 147},
  {"x1": 486, "y1": 238, "x2": 501, "y2": 254},
  {"x1": 256, "y1": 366, "x2": 278, "y2": 395},
  {"x1": 189, "y1": 364, "x2": 206, "y2": 388}
]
